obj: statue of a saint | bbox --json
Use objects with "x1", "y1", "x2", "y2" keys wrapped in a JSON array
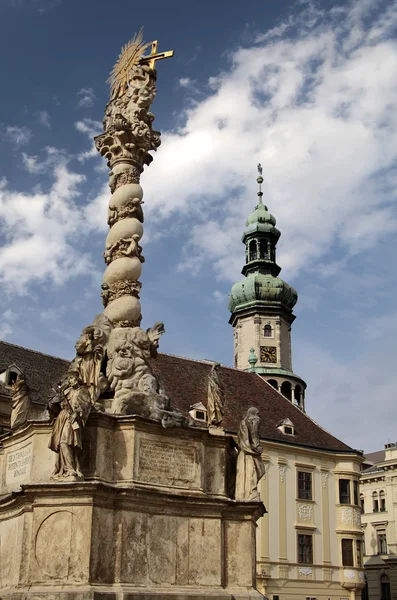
[
  {"x1": 70, "y1": 314, "x2": 112, "y2": 404},
  {"x1": 235, "y1": 407, "x2": 266, "y2": 501},
  {"x1": 48, "y1": 373, "x2": 91, "y2": 481},
  {"x1": 207, "y1": 362, "x2": 225, "y2": 426},
  {"x1": 10, "y1": 373, "x2": 31, "y2": 430}
]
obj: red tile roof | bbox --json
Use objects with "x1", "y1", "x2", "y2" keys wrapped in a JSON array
[
  {"x1": 152, "y1": 353, "x2": 356, "y2": 454},
  {"x1": 0, "y1": 341, "x2": 356, "y2": 454}
]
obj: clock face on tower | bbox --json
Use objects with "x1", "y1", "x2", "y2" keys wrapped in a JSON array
[{"x1": 260, "y1": 346, "x2": 277, "y2": 363}]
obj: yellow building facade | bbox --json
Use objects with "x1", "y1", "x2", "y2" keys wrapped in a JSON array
[{"x1": 229, "y1": 170, "x2": 365, "y2": 599}]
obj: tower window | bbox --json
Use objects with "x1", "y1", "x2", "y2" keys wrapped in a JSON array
[
  {"x1": 263, "y1": 324, "x2": 272, "y2": 337},
  {"x1": 259, "y1": 240, "x2": 267, "y2": 259},
  {"x1": 249, "y1": 240, "x2": 257, "y2": 261}
]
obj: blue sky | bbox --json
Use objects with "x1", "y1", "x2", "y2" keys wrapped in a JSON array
[{"x1": 0, "y1": 0, "x2": 397, "y2": 452}]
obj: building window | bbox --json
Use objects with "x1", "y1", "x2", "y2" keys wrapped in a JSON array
[
  {"x1": 297, "y1": 534, "x2": 313, "y2": 564},
  {"x1": 341, "y1": 539, "x2": 354, "y2": 567},
  {"x1": 360, "y1": 494, "x2": 365, "y2": 514},
  {"x1": 7, "y1": 370, "x2": 19, "y2": 386},
  {"x1": 249, "y1": 240, "x2": 257, "y2": 261},
  {"x1": 380, "y1": 574, "x2": 391, "y2": 600},
  {"x1": 339, "y1": 479, "x2": 351, "y2": 504},
  {"x1": 373, "y1": 491, "x2": 379, "y2": 512},
  {"x1": 356, "y1": 539, "x2": 362, "y2": 567},
  {"x1": 263, "y1": 324, "x2": 272, "y2": 337},
  {"x1": 353, "y1": 481, "x2": 359, "y2": 505},
  {"x1": 297, "y1": 471, "x2": 312, "y2": 500},
  {"x1": 378, "y1": 532, "x2": 387, "y2": 555},
  {"x1": 380, "y1": 490, "x2": 386, "y2": 512}
]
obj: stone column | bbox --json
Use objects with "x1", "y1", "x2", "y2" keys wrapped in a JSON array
[{"x1": 95, "y1": 64, "x2": 160, "y2": 328}]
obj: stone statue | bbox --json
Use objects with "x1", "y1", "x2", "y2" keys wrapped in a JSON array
[
  {"x1": 235, "y1": 407, "x2": 266, "y2": 501},
  {"x1": 106, "y1": 323, "x2": 166, "y2": 415},
  {"x1": 69, "y1": 314, "x2": 113, "y2": 404},
  {"x1": 10, "y1": 373, "x2": 31, "y2": 429},
  {"x1": 48, "y1": 372, "x2": 92, "y2": 482},
  {"x1": 48, "y1": 314, "x2": 112, "y2": 481},
  {"x1": 207, "y1": 362, "x2": 225, "y2": 426}
]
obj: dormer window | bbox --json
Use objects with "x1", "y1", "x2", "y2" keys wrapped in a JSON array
[
  {"x1": 277, "y1": 418, "x2": 295, "y2": 436},
  {"x1": 8, "y1": 370, "x2": 18, "y2": 385},
  {"x1": 188, "y1": 402, "x2": 208, "y2": 423},
  {"x1": 0, "y1": 365, "x2": 22, "y2": 387}
]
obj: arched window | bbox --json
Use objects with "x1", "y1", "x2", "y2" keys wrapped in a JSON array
[
  {"x1": 249, "y1": 240, "x2": 257, "y2": 261},
  {"x1": 263, "y1": 324, "x2": 272, "y2": 337},
  {"x1": 380, "y1": 574, "x2": 391, "y2": 600},
  {"x1": 259, "y1": 240, "x2": 267, "y2": 259},
  {"x1": 380, "y1": 490, "x2": 386, "y2": 512},
  {"x1": 281, "y1": 381, "x2": 292, "y2": 401},
  {"x1": 294, "y1": 385, "x2": 302, "y2": 406},
  {"x1": 360, "y1": 494, "x2": 365, "y2": 514},
  {"x1": 373, "y1": 491, "x2": 379, "y2": 513},
  {"x1": 268, "y1": 379, "x2": 278, "y2": 390}
]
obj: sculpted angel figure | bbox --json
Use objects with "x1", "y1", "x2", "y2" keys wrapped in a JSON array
[
  {"x1": 48, "y1": 372, "x2": 91, "y2": 482},
  {"x1": 207, "y1": 362, "x2": 225, "y2": 426},
  {"x1": 235, "y1": 407, "x2": 266, "y2": 501},
  {"x1": 10, "y1": 373, "x2": 31, "y2": 430}
]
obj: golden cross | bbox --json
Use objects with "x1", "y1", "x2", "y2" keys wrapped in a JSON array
[{"x1": 140, "y1": 40, "x2": 174, "y2": 69}]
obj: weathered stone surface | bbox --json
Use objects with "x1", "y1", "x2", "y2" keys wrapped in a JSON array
[{"x1": 0, "y1": 416, "x2": 265, "y2": 599}]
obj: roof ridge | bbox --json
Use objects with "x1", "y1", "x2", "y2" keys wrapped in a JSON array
[
  {"x1": 157, "y1": 351, "x2": 256, "y2": 374},
  {"x1": 0, "y1": 339, "x2": 70, "y2": 364}
]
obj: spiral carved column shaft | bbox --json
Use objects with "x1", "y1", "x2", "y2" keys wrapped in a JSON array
[{"x1": 101, "y1": 163, "x2": 145, "y2": 327}]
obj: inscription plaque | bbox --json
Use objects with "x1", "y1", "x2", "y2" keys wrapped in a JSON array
[
  {"x1": 138, "y1": 439, "x2": 197, "y2": 486},
  {"x1": 6, "y1": 443, "x2": 32, "y2": 485}
]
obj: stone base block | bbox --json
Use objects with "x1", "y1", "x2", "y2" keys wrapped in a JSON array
[{"x1": 0, "y1": 417, "x2": 265, "y2": 600}]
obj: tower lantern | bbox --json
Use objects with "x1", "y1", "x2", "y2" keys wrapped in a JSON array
[{"x1": 228, "y1": 165, "x2": 307, "y2": 410}]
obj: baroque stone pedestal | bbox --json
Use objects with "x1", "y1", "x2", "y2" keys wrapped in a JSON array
[{"x1": 0, "y1": 414, "x2": 265, "y2": 599}]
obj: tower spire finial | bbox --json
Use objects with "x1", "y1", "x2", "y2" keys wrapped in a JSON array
[{"x1": 257, "y1": 163, "x2": 264, "y2": 204}]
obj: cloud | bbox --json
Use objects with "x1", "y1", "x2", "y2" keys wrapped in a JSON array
[
  {"x1": 76, "y1": 88, "x2": 96, "y2": 109},
  {"x1": 179, "y1": 77, "x2": 193, "y2": 88},
  {"x1": 298, "y1": 311, "x2": 397, "y2": 453},
  {"x1": 38, "y1": 110, "x2": 51, "y2": 128},
  {"x1": 4, "y1": 125, "x2": 32, "y2": 147},
  {"x1": 22, "y1": 146, "x2": 65, "y2": 174},
  {"x1": 141, "y1": 0, "x2": 397, "y2": 288},
  {"x1": 0, "y1": 152, "x2": 93, "y2": 293},
  {"x1": 0, "y1": 309, "x2": 17, "y2": 340},
  {"x1": 75, "y1": 118, "x2": 102, "y2": 162}
]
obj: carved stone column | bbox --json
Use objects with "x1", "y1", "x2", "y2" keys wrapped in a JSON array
[{"x1": 95, "y1": 64, "x2": 160, "y2": 327}]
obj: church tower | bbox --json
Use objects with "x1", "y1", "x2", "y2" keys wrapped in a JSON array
[{"x1": 228, "y1": 166, "x2": 307, "y2": 410}]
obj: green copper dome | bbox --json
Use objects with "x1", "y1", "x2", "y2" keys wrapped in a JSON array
[
  {"x1": 228, "y1": 273, "x2": 298, "y2": 314},
  {"x1": 244, "y1": 200, "x2": 280, "y2": 240}
]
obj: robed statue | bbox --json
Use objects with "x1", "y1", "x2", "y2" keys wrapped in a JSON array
[
  {"x1": 235, "y1": 407, "x2": 266, "y2": 501},
  {"x1": 48, "y1": 372, "x2": 92, "y2": 481},
  {"x1": 207, "y1": 362, "x2": 225, "y2": 426},
  {"x1": 10, "y1": 373, "x2": 31, "y2": 430}
]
